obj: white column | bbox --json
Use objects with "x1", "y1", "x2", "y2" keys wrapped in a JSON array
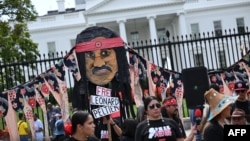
[
  {"x1": 177, "y1": 11, "x2": 190, "y2": 68},
  {"x1": 147, "y1": 15, "x2": 160, "y2": 65},
  {"x1": 147, "y1": 15, "x2": 158, "y2": 44},
  {"x1": 177, "y1": 11, "x2": 187, "y2": 36},
  {"x1": 117, "y1": 19, "x2": 127, "y2": 43}
]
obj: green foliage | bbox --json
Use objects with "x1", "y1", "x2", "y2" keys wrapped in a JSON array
[{"x1": 0, "y1": 0, "x2": 39, "y2": 90}]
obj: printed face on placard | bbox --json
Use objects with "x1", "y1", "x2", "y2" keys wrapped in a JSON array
[{"x1": 85, "y1": 38, "x2": 118, "y2": 85}]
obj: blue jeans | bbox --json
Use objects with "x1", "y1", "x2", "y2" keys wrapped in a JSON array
[{"x1": 20, "y1": 135, "x2": 29, "y2": 141}]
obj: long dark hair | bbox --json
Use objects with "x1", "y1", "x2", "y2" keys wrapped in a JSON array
[
  {"x1": 72, "y1": 26, "x2": 135, "y2": 119},
  {"x1": 71, "y1": 111, "x2": 91, "y2": 134}
]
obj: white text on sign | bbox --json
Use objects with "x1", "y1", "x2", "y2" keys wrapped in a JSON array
[{"x1": 228, "y1": 129, "x2": 247, "y2": 136}]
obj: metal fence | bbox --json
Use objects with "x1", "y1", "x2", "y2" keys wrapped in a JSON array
[
  {"x1": 1, "y1": 27, "x2": 249, "y2": 91},
  {"x1": 0, "y1": 27, "x2": 249, "y2": 129},
  {"x1": 129, "y1": 27, "x2": 250, "y2": 73}
]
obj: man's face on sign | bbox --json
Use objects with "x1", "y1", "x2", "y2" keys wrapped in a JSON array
[{"x1": 85, "y1": 37, "x2": 118, "y2": 85}]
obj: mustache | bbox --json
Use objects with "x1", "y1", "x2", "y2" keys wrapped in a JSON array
[{"x1": 92, "y1": 66, "x2": 112, "y2": 73}]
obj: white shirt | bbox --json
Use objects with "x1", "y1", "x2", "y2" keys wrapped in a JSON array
[{"x1": 34, "y1": 119, "x2": 44, "y2": 141}]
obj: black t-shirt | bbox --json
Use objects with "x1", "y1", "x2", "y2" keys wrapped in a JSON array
[
  {"x1": 95, "y1": 118, "x2": 121, "y2": 141},
  {"x1": 135, "y1": 118, "x2": 183, "y2": 141},
  {"x1": 203, "y1": 120, "x2": 224, "y2": 141}
]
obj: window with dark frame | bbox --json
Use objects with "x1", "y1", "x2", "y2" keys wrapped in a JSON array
[
  {"x1": 236, "y1": 17, "x2": 245, "y2": 34},
  {"x1": 157, "y1": 28, "x2": 166, "y2": 43},
  {"x1": 130, "y1": 31, "x2": 139, "y2": 44},
  {"x1": 194, "y1": 53, "x2": 204, "y2": 66},
  {"x1": 190, "y1": 23, "x2": 200, "y2": 39},
  {"x1": 213, "y1": 20, "x2": 223, "y2": 37},
  {"x1": 218, "y1": 50, "x2": 226, "y2": 68},
  {"x1": 47, "y1": 41, "x2": 56, "y2": 58},
  {"x1": 70, "y1": 39, "x2": 76, "y2": 48}
]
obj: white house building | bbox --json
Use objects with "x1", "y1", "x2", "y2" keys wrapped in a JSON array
[{"x1": 28, "y1": 0, "x2": 250, "y2": 70}]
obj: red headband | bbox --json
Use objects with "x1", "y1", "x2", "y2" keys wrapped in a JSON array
[
  {"x1": 163, "y1": 98, "x2": 177, "y2": 106},
  {"x1": 75, "y1": 37, "x2": 124, "y2": 53}
]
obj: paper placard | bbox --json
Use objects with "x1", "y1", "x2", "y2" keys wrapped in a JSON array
[
  {"x1": 90, "y1": 95, "x2": 120, "y2": 106},
  {"x1": 92, "y1": 105, "x2": 120, "y2": 119}
]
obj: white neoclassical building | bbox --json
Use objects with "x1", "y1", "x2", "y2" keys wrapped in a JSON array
[{"x1": 28, "y1": 0, "x2": 250, "y2": 65}]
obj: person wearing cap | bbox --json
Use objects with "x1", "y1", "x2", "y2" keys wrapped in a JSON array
[
  {"x1": 203, "y1": 88, "x2": 238, "y2": 141},
  {"x1": 231, "y1": 80, "x2": 250, "y2": 122},
  {"x1": 230, "y1": 108, "x2": 248, "y2": 125},
  {"x1": 53, "y1": 113, "x2": 65, "y2": 141}
]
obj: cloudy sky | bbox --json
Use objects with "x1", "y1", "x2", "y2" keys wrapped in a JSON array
[{"x1": 31, "y1": 0, "x2": 75, "y2": 16}]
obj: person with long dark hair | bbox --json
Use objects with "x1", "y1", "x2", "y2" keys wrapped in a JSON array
[
  {"x1": 64, "y1": 110, "x2": 99, "y2": 141},
  {"x1": 135, "y1": 96, "x2": 184, "y2": 141},
  {"x1": 161, "y1": 96, "x2": 186, "y2": 138}
]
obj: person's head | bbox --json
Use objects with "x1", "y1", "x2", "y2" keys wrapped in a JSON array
[
  {"x1": 152, "y1": 74, "x2": 160, "y2": 84},
  {"x1": 209, "y1": 83, "x2": 220, "y2": 92},
  {"x1": 144, "y1": 96, "x2": 162, "y2": 120},
  {"x1": 204, "y1": 88, "x2": 238, "y2": 121},
  {"x1": 162, "y1": 96, "x2": 178, "y2": 116},
  {"x1": 72, "y1": 26, "x2": 133, "y2": 113},
  {"x1": 234, "y1": 80, "x2": 248, "y2": 100},
  {"x1": 166, "y1": 87, "x2": 172, "y2": 95},
  {"x1": 55, "y1": 113, "x2": 62, "y2": 120},
  {"x1": 230, "y1": 108, "x2": 247, "y2": 125},
  {"x1": 160, "y1": 75, "x2": 165, "y2": 81},
  {"x1": 75, "y1": 26, "x2": 126, "y2": 86},
  {"x1": 47, "y1": 102, "x2": 52, "y2": 109},
  {"x1": 33, "y1": 113, "x2": 38, "y2": 121},
  {"x1": 19, "y1": 113, "x2": 25, "y2": 120},
  {"x1": 71, "y1": 111, "x2": 95, "y2": 136}
]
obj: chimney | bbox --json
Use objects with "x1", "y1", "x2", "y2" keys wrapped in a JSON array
[
  {"x1": 75, "y1": 0, "x2": 86, "y2": 10},
  {"x1": 57, "y1": 0, "x2": 65, "y2": 12}
]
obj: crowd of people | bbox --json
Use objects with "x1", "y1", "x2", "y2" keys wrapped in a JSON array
[
  {"x1": 1, "y1": 79, "x2": 247, "y2": 141},
  {"x1": 63, "y1": 80, "x2": 249, "y2": 141}
]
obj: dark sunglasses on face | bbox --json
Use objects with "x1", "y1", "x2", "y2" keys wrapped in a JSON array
[
  {"x1": 236, "y1": 90, "x2": 245, "y2": 93},
  {"x1": 231, "y1": 116, "x2": 245, "y2": 121},
  {"x1": 148, "y1": 103, "x2": 161, "y2": 110}
]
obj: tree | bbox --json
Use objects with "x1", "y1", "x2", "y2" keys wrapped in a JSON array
[{"x1": 0, "y1": 0, "x2": 39, "y2": 90}]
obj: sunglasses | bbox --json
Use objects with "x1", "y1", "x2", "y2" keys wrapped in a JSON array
[
  {"x1": 231, "y1": 117, "x2": 245, "y2": 121},
  {"x1": 148, "y1": 103, "x2": 161, "y2": 110},
  {"x1": 236, "y1": 90, "x2": 245, "y2": 93}
]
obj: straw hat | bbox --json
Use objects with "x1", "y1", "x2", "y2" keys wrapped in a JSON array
[{"x1": 204, "y1": 88, "x2": 238, "y2": 121}]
